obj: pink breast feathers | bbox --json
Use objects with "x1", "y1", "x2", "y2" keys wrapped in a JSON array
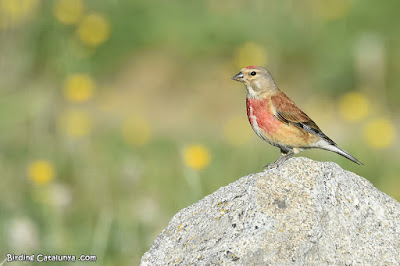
[{"x1": 246, "y1": 98, "x2": 280, "y2": 136}]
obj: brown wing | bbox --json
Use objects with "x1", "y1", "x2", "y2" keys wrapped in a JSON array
[{"x1": 271, "y1": 91, "x2": 336, "y2": 145}]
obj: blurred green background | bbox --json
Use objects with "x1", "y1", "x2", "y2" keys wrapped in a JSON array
[{"x1": 0, "y1": 0, "x2": 399, "y2": 265}]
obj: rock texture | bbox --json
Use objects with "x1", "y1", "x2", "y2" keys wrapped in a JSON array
[{"x1": 141, "y1": 157, "x2": 400, "y2": 265}]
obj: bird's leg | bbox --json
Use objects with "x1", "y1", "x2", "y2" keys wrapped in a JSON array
[{"x1": 263, "y1": 150, "x2": 294, "y2": 169}]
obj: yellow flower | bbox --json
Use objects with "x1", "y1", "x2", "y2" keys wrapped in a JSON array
[
  {"x1": 59, "y1": 109, "x2": 92, "y2": 138},
  {"x1": 183, "y1": 145, "x2": 211, "y2": 170},
  {"x1": 28, "y1": 160, "x2": 55, "y2": 185},
  {"x1": 77, "y1": 13, "x2": 110, "y2": 47},
  {"x1": 234, "y1": 42, "x2": 267, "y2": 69},
  {"x1": 0, "y1": 0, "x2": 38, "y2": 29},
  {"x1": 53, "y1": 0, "x2": 84, "y2": 25},
  {"x1": 121, "y1": 116, "x2": 151, "y2": 146},
  {"x1": 339, "y1": 92, "x2": 369, "y2": 122},
  {"x1": 63, "y1": 73, "x2": 95, "y2": 103},
  {"x1": 313, "y1": 0, "x2": 352, "y2": 21},
  {"x1": 363, "y1": 118, "x2": 396, "y2": 149},
  {"x1": 223, "y1": 116, "x2": 252, "y2": 146}
]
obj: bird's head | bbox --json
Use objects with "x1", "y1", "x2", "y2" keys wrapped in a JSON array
[{"x1": 232, "y1": 65, "x2": 278, "y2": 98}]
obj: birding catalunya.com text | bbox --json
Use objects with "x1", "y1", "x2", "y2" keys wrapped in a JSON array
[{"x1": 4, "y1": 253, "x2": 97, "y2": 263}]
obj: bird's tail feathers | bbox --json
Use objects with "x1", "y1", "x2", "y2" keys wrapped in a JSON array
[{"x1": 316, "y1": 140, "x2": 363, "y2": 165}]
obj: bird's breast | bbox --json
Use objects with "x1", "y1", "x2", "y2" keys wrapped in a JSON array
[
  {"x1": 246, "y1": 97, "x2": 319, "y2": 148},
  {"x1": 246, "y1": 97, "x2": 280, "y2": 138}
]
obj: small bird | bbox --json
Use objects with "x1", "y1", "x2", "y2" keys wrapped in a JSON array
[{"x1": 232, "y1": 65, "x2": 362, "y2": 167}]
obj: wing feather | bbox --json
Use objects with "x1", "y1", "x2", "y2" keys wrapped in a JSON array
[{"x1": 271, "y1": 92, "x2": 335, "y2": 145}]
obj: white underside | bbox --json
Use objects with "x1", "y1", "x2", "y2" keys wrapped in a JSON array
[{"x1": 315, "y1": 139, "x2": 335, "y2": 150}]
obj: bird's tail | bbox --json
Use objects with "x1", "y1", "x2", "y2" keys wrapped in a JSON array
[{"x1": 317, "y1": 141, "x2": 363, "y2": 165}]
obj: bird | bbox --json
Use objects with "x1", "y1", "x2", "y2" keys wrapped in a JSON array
[{"x1": 232, "y1": 65, "x2": 363, "y2": 167}]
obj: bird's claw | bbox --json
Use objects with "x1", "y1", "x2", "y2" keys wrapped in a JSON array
[
  {"x1": 262, "y1": 154, "x2": 293, "y2": 171},
  {"x1": 263, "y1": 162, "x2": 280, "y2": 170}
]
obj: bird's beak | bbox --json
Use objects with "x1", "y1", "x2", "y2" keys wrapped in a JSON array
[{"x1": 232, "y1": 71, "x2": 244, "y2": 81}]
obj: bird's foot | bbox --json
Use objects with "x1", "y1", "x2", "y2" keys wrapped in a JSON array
[
  {"x1": 263, "y1": 160, "x2": 287, "y2": 171},
  {"x1": 262, "y1": 152, "x2": 294, "y2": 171},
  {"x1": 263, "y1": 162, "x2": 280, "y2": 170}
]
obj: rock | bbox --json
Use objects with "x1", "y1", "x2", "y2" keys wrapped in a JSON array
[{"x1": 141, "y1": 157, "x2": 400, "y2": 265}]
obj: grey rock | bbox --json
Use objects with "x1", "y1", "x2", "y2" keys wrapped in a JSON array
[{"x1": 141, "y1": 157, "x2": 400, "y2": 265}]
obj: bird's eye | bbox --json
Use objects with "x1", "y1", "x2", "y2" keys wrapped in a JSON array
[{"x1": 250, "y1": 71, "x2": 256, "y2": 76}]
